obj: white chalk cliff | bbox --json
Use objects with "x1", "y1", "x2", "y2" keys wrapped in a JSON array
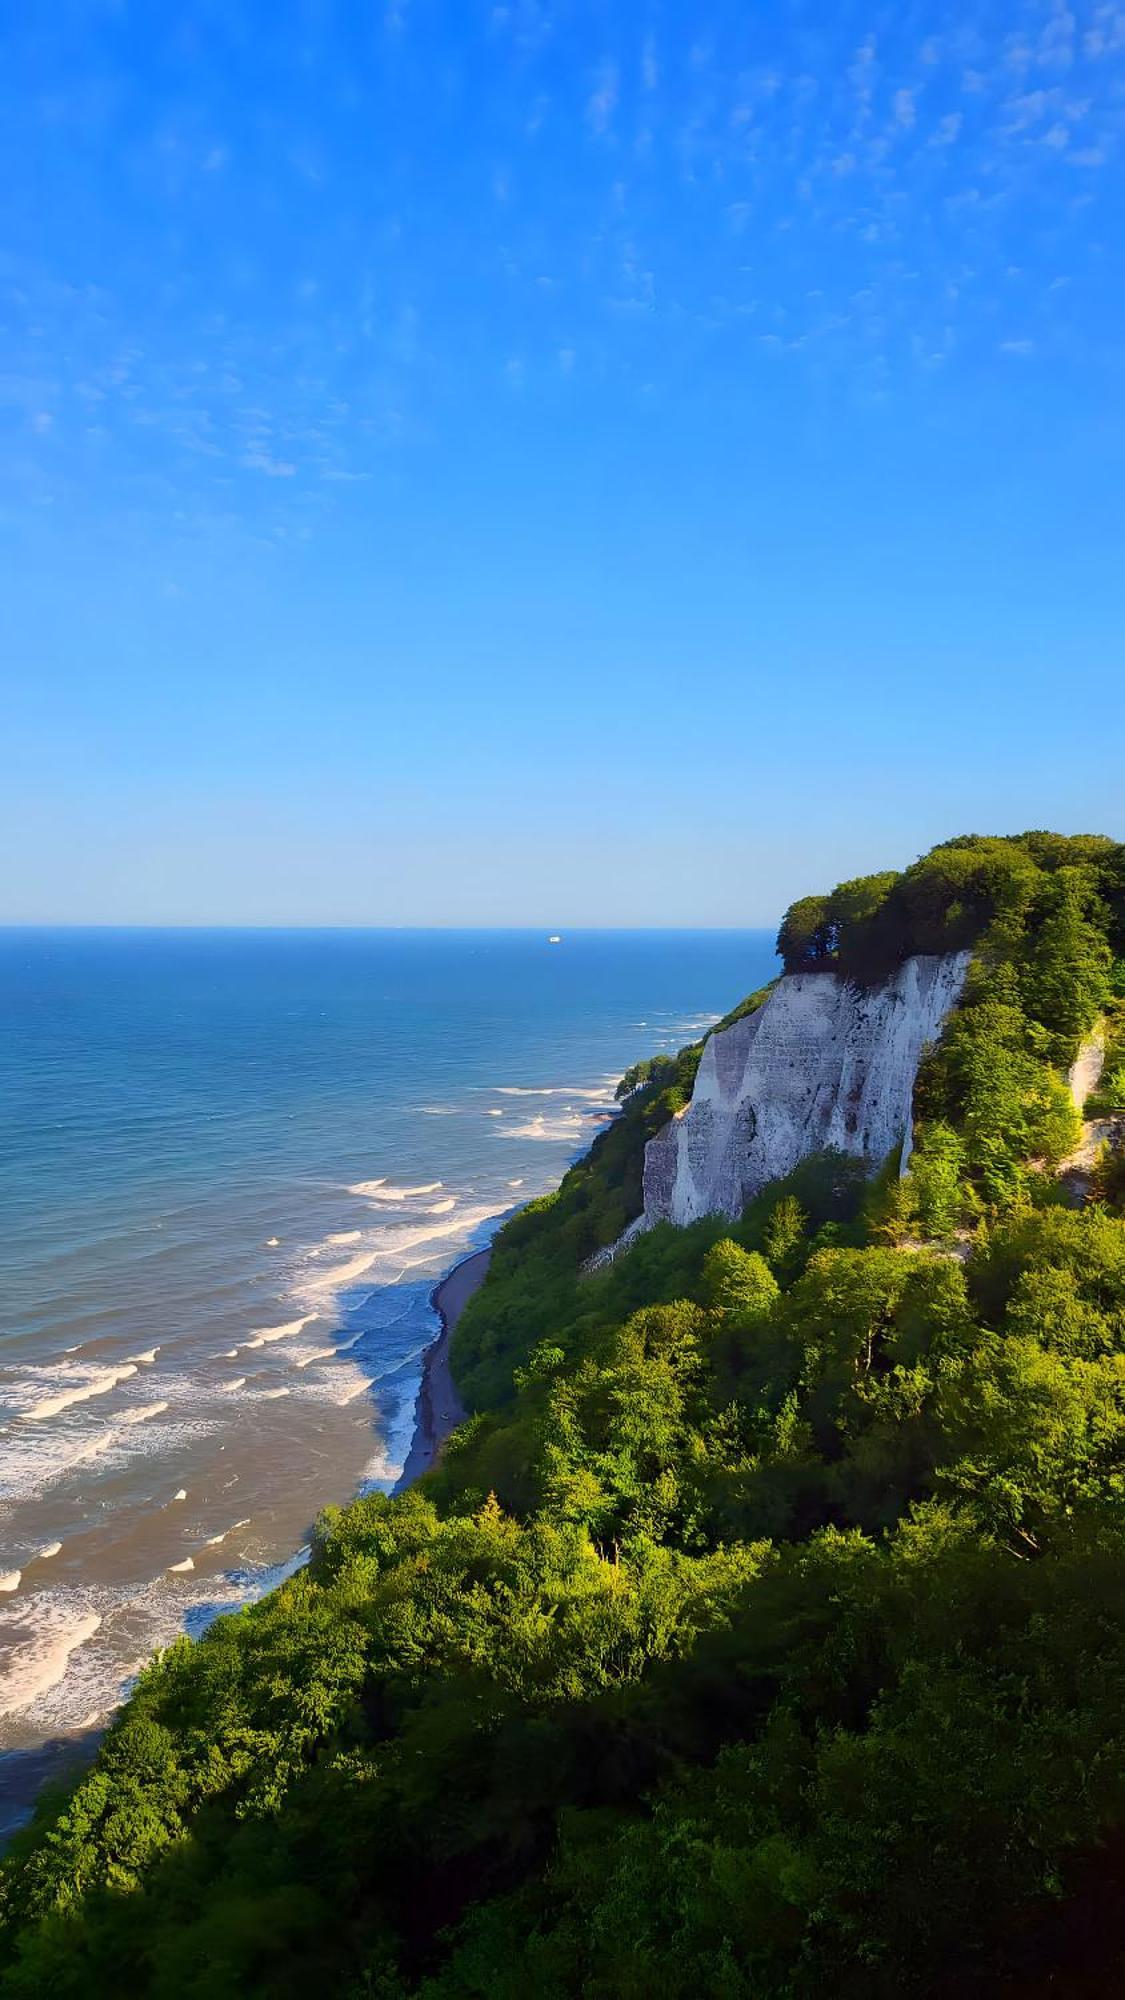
[{"x1": 631, "y1": 952, "x2": 970, "y2": 1237}]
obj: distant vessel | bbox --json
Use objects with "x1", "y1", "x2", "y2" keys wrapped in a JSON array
[{"x1": 548, "y1": 935, "x2": 561, "y2": 945}]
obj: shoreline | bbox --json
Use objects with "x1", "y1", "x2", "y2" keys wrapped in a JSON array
[
  {"x1": 0, "y1": 1243, "x2": 495, "y2": 1848},
  {"x1": 395, "y1": 1246, "x2": 492, "y2": 1491}
]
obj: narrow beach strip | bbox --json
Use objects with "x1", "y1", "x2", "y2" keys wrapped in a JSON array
[{"x1": 395, "y1": 1247, "x2": 491, "y2": 1491}]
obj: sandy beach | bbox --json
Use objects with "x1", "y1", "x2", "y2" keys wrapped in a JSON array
[{"x1": 395, "y1": 1247, "x2": 491, "y2": 1490}]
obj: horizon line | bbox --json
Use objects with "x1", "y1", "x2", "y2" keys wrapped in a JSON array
[{"x1": 0, "y1": 919, "x2": 781, "y2": 936}]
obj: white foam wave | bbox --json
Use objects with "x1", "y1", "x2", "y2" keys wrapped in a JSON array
[
  {"x1": 128, "y1": 1347, "x2": 159, "y2": 1365},
  {"x1": 257, "y1": 1387, "x2": 290, "y2": 1400},
  {"x1": 327, "y1": 1230, "x2": 362, "y2": 1245},
  {"x1": 220, "y1": 1347, "x2": 240, "y2": 1358},
  {"x1": 338, "y1": 1378, "x2": 376, "y2": 1406},
  {"x1": 168, "y1": 1557, "x2": 194, "y2": 1574},
  {"x1": 496, "y1": 1113, "x2": 588, "y2": 1141},
  {"x1": 246, "y1": 1315, "x2": 316, "y2": 1347},
  {"x1": 0, "y1": 1572, "x2": 21, "y2": 1594},
  {"x1": 171, "y1": 1489, "x2": 187, "y2": 1502},
  {"x1": 205, "y1": 1518, "x2": 251, "y2": 1546},
  {"x1": 350, "y1": 1180, "x2": 443, "y2": 1202},
  {"x1": 0, "y1": 1605, "x2": 103, "y2": 1719},
  {"x1": 120, "y1": 1401, "x2": 168, "y2": 1426},
  {"x1": 508, "y1": 1178, "x2": 525, "y2": 1187},
  {"x1": 426, "y1": 1197, "x2": 456, "y2": 1214},
  {"x1": 493, "y1": 1085, "x2": 617, "y2": 1100},
  {"x1": 292, "y1": 1347, "x2": 337, "y2": 1370},
  {"x1": 220, "y1": 1377, "x2": 246, "y2": 1393},
  {"x1": 300, "y1": 1205, "x2": 497, "y2": 1307},
  {"x1": 301, "y1": 1244, "x2": 383, "y2": 1293},
  {"x1": 20, "y1": 1361, "x2": 138, "y2": 1423},
  {"x1": 34, "y1": 1542, "x2": 62, "y2": 1562}
]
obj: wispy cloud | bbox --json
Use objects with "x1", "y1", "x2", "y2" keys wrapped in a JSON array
[{"x1": 587, "y1": 61, "x2": 618, "y2": 136}]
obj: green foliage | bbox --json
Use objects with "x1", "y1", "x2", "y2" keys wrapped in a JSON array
[
  {"x1": 701, "y1": 1241, "x2": 779, "y2": 1322},
  {"x1": 898, "y1": 1121, "x2": 971, "y2": 1237},
  {"x1": 776, "y1": 831, "x2": 1123, "y2": 992},
  {"x1": 1019, "y1": 867, "x2": 1113, "y2": 1062},
  {"x1": 6, "y1": 831, "x2": 1125, "y2": 1999},
  {"x1": 761, "y1": 1194, "x2": 807, "y2": 1275},
  {"x1": 775, "y1": 895, "x2": 833, "y2": 972}
]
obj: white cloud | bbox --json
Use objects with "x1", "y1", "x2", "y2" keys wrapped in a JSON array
[
  {"x1": 243, "y1": 451, "x2": 297, "y2": 477},
  {"x1": 587, "y1": 62, "x2": 618, "y2": 136}
]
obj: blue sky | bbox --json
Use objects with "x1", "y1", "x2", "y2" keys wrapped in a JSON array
[{"x1": 2, "y1": 0, "x2": 1123, "y2": 925}]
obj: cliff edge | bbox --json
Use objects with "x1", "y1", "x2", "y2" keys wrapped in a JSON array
[{"x1": 634, "y1": 950, "x2": 969, "y2": 1232}]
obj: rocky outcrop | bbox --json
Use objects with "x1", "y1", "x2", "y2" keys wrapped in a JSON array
[{"x1": 637, "y1": 952, "x2": 970, "y2": 1229}]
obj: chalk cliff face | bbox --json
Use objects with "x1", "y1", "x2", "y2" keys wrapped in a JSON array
[{"x1": 639, "y1": 951, "x2": 970, "y2": 1229}]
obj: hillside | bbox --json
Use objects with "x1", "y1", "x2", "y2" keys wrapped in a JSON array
[{"x1": 3, "y1": 831, "x2": 1125, "y2": 1998}]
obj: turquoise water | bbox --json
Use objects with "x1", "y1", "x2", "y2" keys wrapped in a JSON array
[{"x1": 0, "y1": 927, "x2": 775, "y2": 1799}]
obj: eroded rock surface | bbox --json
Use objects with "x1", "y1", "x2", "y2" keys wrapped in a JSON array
[{"x1": 641, "y1": 952, "x2": 970, "y2": 1226}]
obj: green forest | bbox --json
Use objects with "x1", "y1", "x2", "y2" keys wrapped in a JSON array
[{"x1": 3, "y1": 831, "x2": 1125, "y2": 1998}]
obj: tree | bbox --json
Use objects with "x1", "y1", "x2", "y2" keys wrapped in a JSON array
[
  {"x1": 900, "y1": 1122, "x2": 969, "y2": 1238},
  {"x1": 776, "y1": 896, "x2": 834, "y2": 973},
  {"x1": 763, "y1": 1194, "x2": 808, "y2": 1275},
  {"x1": 1020, "y1": 868, "x2": 1112, "y2": 1062},
  {"x1": 702, "y1": 1240, "x2": 780, "y2": 1323}
]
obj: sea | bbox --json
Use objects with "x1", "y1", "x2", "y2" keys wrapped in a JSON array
[{"x1": 0, "y1": 926, "x2": 776, "y2": 1832}]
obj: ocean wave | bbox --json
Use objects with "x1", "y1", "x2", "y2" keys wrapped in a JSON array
[
  {"x1": 119, "y1": 1402, "x2": 169, "y2": 1426},
  {"x1": 167, "y1": 1557, "x2": 194, "y2": 1574},
  {"x1": 19, "y1": 1361, "x2": 139, "y2": 1423},
  {"x1": 349, "y1": 1180, "x2": 443, "y2": 1202},
  {"x1": 301, "y1": 1205, "x2": 501, "y2": 1301},
  {"x1": 257, "y1": 1387, "x2": 290, "y2": 1400},
  {"x1": 426, "y1": 1197, "x2": 456, "y2": 1213},
  {"x1": 219, "y1": 1377, "x2": 246, "y2": 1394},
  {"x1": 128, "y1": 1348, "x2": 159, "y2": 1366},
  {"x1": 492, "y1": 1085, "x2": 617, "y2": 1100},
  {"x1": 0, "y1": 1573, "x2": 21, "y2": 1594},
  {"x1": 359, "y1": 1446, "x2": 401, "y2": 1491},
  {"x1": 292, "y1": 1347, "x2": 337, "y2": 1370},
  {"x1": 0, "y1": 1420, "x2": 125, "y2": 1503},
  {"x1": 495, "y1": 1113, "x2": 588, "y2": 1142},
  {"x1": 337, "y1": 1378, "x2": 376, "y2": 1406},
  {"x1": 34, "y1": 1542, "x2": 62, "y2": 1562},
  {"x1": 245, "y1": 1315, "x2": 317, "y2": 1347},
  {"x1": 205, "y1": 1520, "x2": 250, "y2": 1547},
  {"x1": 0, "y1": 1603, "x2": 103, "y2": 1720}
]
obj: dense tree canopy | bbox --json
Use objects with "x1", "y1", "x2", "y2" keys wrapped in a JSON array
[{"x1": 3, "y1": 831, "x2": 1124, "y2": 1997}]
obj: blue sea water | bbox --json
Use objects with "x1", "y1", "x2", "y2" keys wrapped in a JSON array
[{"x1": 0, "y1": 926, "x2": 775, "y2": 1816}]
